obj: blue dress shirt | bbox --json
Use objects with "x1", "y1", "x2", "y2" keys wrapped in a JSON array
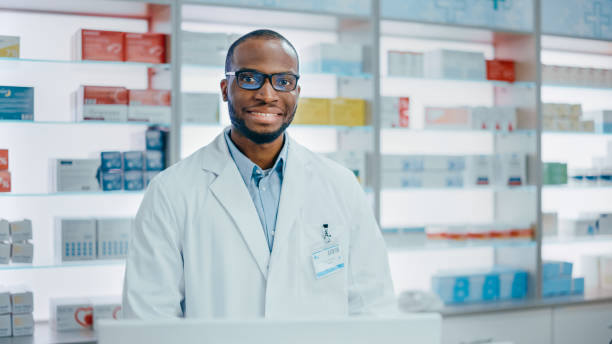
[{"x1": 224, "y1": 129, "x2": 288, "y2": 252}]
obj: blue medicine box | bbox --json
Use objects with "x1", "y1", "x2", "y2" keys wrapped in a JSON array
[
  {"x1": 145, "y1": 150, "x2": 164, "y2": 171},
  {"x1": 543, "y1": 276, "x2": 572, "y2": 297},
  {"x1": 542, "y1": 0, "x2": 612, "y2": 40},
  {"x1": 542, "y1": 261, "x2": 573, "y2": 280},
  {"x1": 572, "y1": 277, "x2": 585, "y2": 295},
  {"x1": 0, "y1": 86, "x2": 34, "y2": 121},
  {"x1": 124, "y1": 170, "x2": 144, "y2": 191},
  {"x1": 146, "y1": 127, "x2": 167, "y2": 151},
  {"x1": 123, "y1": 151, "x2": 144, "y2": 171},
  {"x1": 100, "y1": 151, "x2": 122, "y2": 171},
  {"x1": 100, "y1": 170, "x2": 122, "y2": 191}
]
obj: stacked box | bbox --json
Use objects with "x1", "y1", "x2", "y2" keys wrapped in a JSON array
[
  {"x1": 387, "y1": 51, "x2": 423, "y2": 77},
  {"x1": 542, "y1": 103, "x2": 591, "y2": 132},
  {"x1": 74, "y1": 29, "x2": 124, "y2": 61},
  {"x1": 424, "y1": 49, "x2": 486, "y2": 80},
  {"x1": 584, "y1": 110, "x2": 612, "y2": 134},
  {"x1": 91, "y1": 296, "x2": 122, "y2": 330},
  {"x1": 0, "y1": 149, "x2": 9, "y2": 193},
  {"x1": 58, "y1": 219, "x2": 96, "y2": 262},
  {"x1": 497, "y1": 153, "x2": 526, "y2": 186},
  {"x1": 380, "y1": 97, "x2": 410, "y2": 128},
  {"x1": 124, "y1": 33, "x2": 166, "y2": 64},
  {"x1": 293, "y1": 98, "x2": 330, "y2": 125},
  {"x1": 128, "y1": 89, "x2": 171, "y2": 124},
  {"x1": 542, "y1": 260, "x2": 583, "y2": 297},
  {"x1": 0, "y1": 86, "x2": 34, "y2": 121},
  {"x1": 0, "y1": 36, "x2": 19, "y2": 58},
  {"x1": 8, "y1": 286, "x2": 34, "y2": 337},
  {"x1": 76, "y1": 86, "x2": 128, "y2": 122},
  {"x1": 97, "y1": 219, "x2": 131, "y2": 260},
  {"x1": 302, "y1": 43, "x2": 363, "y2": 75},
  {"x1": 543, "y1": 64, "x2": 612, "y2": 88},
  {"x1": 543, "y1": 162, "x2": 568, "y2": 185},
  {"x1": 50, "y1": 298, "x2": 93, "y2": 331},
  {"x1": 381, "y1": 155, "x2": 466, "y2": 188}
]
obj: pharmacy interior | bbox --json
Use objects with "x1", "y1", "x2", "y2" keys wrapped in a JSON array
[{"x1": 0, "y1": 0, "x2": 611, "y2": 343}]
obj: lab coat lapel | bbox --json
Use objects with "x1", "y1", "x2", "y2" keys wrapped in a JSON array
[
  {"x1": 273, "y1": 138, "x2": 308, "y2": 252},
  {"x1": 206, "y1": 133, "x2": 270, "y2": 279}
]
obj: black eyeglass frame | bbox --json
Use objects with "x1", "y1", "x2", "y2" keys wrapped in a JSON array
[{"x1": 225, "y1": 69, "x2": 300, "y2": 92}]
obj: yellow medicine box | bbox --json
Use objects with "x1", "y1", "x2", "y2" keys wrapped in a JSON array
[
  {"x1": 330, "y1": 98, "x2": 366, "y2": 126},
  {"x1": 0, "y1": 36, "x2": 19, "y2": 58},
  {"x1": 293, "y1": 98, "x2": 330, "y2": 125}
]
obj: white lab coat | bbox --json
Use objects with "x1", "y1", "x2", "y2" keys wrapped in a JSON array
[{"x1": 122, "y1": 130, "x2": 397, "y2": 319}]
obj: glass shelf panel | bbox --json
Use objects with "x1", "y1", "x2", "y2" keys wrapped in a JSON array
[
  {"x1": 0, "y1": 260, "x2": 124, "y2": 271},
  {"x1": 0, "y1": 57, "x2": 170, "y2": 69}
]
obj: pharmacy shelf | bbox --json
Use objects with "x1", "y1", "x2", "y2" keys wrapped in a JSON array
[
  {"x1": 6, "y1": 321, "x2": 96, "y2": 344},
  {"x1": 382, "y1": 186, "x2": 537, "y2": 192},
  {"x1": 385, "y1": 238, "x2": 535, "y2": 251},
  {"x1": 542, "y1": 83, "x2": 612, "y2": 91},
  {"x1": 0, "y1": 120, "x2": 170, "y2": 127},
  {"x1": 542, "y1": 34, "x2": 612, "y2": 55},
  {"x1": 0, "y1": 58, "x2": 170, "y2": 70},
  {"x1": 441, "y1": 288, "x2": 612, "y2": 317},
  {"x1": 0, "y1": 191, "x2": 145, "y2": 197},
  {"x1": 182, "y1": 64, "x2": 373, "y2": 80},
  {"x1": 543, "y1": 185, "x2": 612, "y2": 191},
  {"x1": 380, "y1": 18, "x2": 533, "y2": 43},
  {"x1": 543, "y1": 235, "x2": 612, "y2": 245},
  {"x1": 383, "y1": 128, "x2": 535, "y2": 135},
  {"x1": 0, "y1": 261, "x2": 124, "y2": 271},
  {"x1": 0, "y1": 0, "x2": 170, "y2": 18},
  {"x1": 382, "y1": 75, "x2": 535, "y2": 88},
  {"x1": 181, "y1": 2, "x2": 371, "y2": 31},
  {"x1": 542, "y1": 130, "x2": 611, "y2": 137}
]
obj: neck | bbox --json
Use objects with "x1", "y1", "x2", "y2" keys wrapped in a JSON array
[{"x1": 230, "y1": 127, "x2": 285, "y2": 170}]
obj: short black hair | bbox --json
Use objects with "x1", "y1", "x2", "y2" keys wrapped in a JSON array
[{"x1": 225, "y1": 29, "x2": 299, "y2": 73}]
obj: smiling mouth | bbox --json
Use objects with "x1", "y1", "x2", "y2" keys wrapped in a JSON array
[{"x1": 248, "y1": 111, "x2": 282, "y2": 118}]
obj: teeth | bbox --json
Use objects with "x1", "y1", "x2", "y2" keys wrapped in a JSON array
[{"x1": 251, "y1": 112, "x2": 277, "y2": 117}]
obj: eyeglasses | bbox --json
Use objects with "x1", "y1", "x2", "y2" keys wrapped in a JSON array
[{"x1": 226, "y1": 69, "x2": 300, "y2": 92}]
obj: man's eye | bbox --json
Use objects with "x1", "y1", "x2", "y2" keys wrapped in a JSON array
[{"x1": 241, "y1": 76, "x2": 256, "y2": 83}]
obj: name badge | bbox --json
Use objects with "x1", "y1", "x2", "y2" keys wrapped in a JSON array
[{"x1": 311, "y1": 244, "x2": 344, "y2": 279}]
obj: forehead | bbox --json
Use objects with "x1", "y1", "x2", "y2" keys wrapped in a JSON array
[{"x1": 232, "y1": 38, "x2": 298, "y2": 74}]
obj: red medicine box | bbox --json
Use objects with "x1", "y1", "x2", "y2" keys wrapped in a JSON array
[
  {"x1": 486, "y1": 59, "x2": 515, "y2": 83},
  {"x1": 125, "y1": 33, "x2": 167, "y2": 64},
  {"x1": 0, "y1": 149, "x2": 7, "y2": 170},
  {"x1": 0, "y1": 171, "x2": 10, "y2": 192},
  {"x1": 78, "y1": 29, "x2": 125, "y2": 61}
]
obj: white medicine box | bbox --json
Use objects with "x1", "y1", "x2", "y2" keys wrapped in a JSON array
[
  {"x1": 9, "y1": 286, "x2": 33, "y2": 315},
  {"x1": 0, "y1": 219, "x2": 9, "y2": 242},
  {"x1": 50, "y1": 297, "x2": 93, "y2": 331},
  {"x1": 96, "y1": 218, "x2": 132, "y2": 260},
  {"x1": 11, "y1": 313, "x2": 33, "y2": 336},
  {"x1": 0, "y1": 286, "x2": 10, "y2": 315},
  {"x1": 9, "y1": 219, "x2": 32, "y2": 242},
  {"x1": 0, "y1": 243, "x2": 9, "y2": 264},
  {"x1": 57, "y1": 218, "x2": 96, "y2": 262},
  {"x1": 11, "y1": 242, "x2": 33, "y2": 264},
  {"x1": 91, "y1": 296, "x2": 122, "y2": 331},
  {"x1": 0, "y1": 314, "x2": 10, "y2": 337}
]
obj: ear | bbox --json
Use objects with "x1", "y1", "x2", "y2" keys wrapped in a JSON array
[{"x1": 220, "y1": 79, "x2": 229, "y2": 102}]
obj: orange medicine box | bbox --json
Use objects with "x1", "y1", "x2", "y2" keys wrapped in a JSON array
[
  {"x1": 330, "y1": 98, "x2": 366, "y2": 126},
  {"x1": 77, "y1": 86, "x2": 128, "y2": 121},
  {"x1": 0, "y1": 149, "x2": 7, "y2": 170},
  {"x1": 75, "y1": 29, "x2": 124, "y2": 61},
  {"x1": 128, "y1": 89, "x2": 171, "y2": 123},
  {"x1": 486, "y1": 59, "x2": 515, "y2": 83},
  {"x1": 0, "y1": 171, "x2": 10, "y2": 192},
  {"x1": 293, "y1": 98, "x2": 330, "y2": 125},
  {"x1": 125, "y1": 32, "x2": 166, "y2": 64}
]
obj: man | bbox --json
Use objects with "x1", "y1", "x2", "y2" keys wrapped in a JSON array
[{"x1": 122, "y1": 29, "x2": 396, "y2": 318}]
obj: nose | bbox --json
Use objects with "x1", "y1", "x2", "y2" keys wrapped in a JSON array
[{"x1": 254, "y1": 77, "x2": 280, "y2": 103}]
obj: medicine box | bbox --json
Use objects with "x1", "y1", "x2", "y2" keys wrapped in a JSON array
[
  {"x1": 302, "y1": 43, "x2": 363, "y2": 75},
  {"x1": 0, "y1": 86, "x2": 34, "y2": 121},
  {"x1": 74, "y1": 29, "x2": 124, "y2": 61},
  {"x1": 182, "y1": 93, "x2": 219, "y2": 123},
  {"x1": 122, "y1": 151, "x2": 143, "y2": 171},
  {"x1": 0, "y1": 219, "x2": 9, "y2": 241},
  {"x1": 0, "y1": 287, "x2": 10, "y2": 315},
  {"x1": 330, "y1": 98, "x2": 366, "y2": 126},
  {"x1": 0, "y1": 36, "x2": 19, "y2": 58},
  {"x1": 0, "y1": 171, "x2": 10, "y2": 192},
  {"x1": 425, "y1": 107, "x2": 471, "y2": 129},
  {"x1": 497, "y1": 153, "x2": 526, "y2": 186},
  {"x1": 76, "y1": 86, "x2": 128, "y2": 122},
  {"x1": 91, "y1": 296, "x2": 122, "y2": 330},
  {"x1": 542, "y1": 261, "x2": 573, "y2": 280},
  {"x1": 424, "y1": 49, "x2": 485, "y2": 80},
  {"x1": 387, "y1": 50, "x2": 423, "y2": 77},
  {"x1": 146, "y1": 127, "x2": 167, "y2": 151},
  {"x1": 382, "y1": 170, "x2": 463, "y2": 188},
  {"x1": 293, "y1": 98, "x2": 330, "y2": 125},
  {"x1": 486, "y1": 59, "x2": 515, "y2": 82},
  {"x1": 542, "y1": 276, "x2": 572, "y2": 297},
  {"x1": 0, "y1": 314, "x2": 10, "y2": 337},
  {"x1": 128, "y1": 89, "x2": 171, "y2": 123},
  {"x1": 584, "y1": 110, "x2": 612, "y2": 134},
  {"x1": 11, "y1": 313, "x2": 33, "y2": 336},
  {"x1": 380, "y1": 97, "x2": 410, "y2": 128},
  {"x1": 58, "y1": 218, "x2": 96, "y2": 262},
  {"x1": 0, "y1": 149, "x2": 8, "y2": 170},
  {"x1": 100, "y1": 151, "x2": 122, "y2": 171},
  {"x1": 99, "y1": 170, "x2": 122, "y2": 191},
  {"x1": 145, "y1": 150, "x2": 164, "y2": 171},
  {"x1": 0, "y1": 243, "x2": 9, "y2": 264},
  {"x1": 50, "y1": 298, "x2": 93, "y2": 331},
  {"x1": 11, "y1": 242, "x2": 33, "y2": 264},
  {"x1": 124, "y1": 32, "x2": 166, "y2": 64},
  {"x1": 124, "y1": 170, "x2": 144, "y2": 191},
  {"x1": 601, "y1": 255, "x2": 612, "y2": 290},
  {"x1": 9, "y1": 219, "x2": 32, "y2": 242},
  {"x1": 181, "y1": 31, "x2": 228, "y2": 66},
  {"x1": 9, "y1": 286, "x2": 33, "y2": 314},
  {"x1": 382, "y1": 155, "x2": 465, "y2": 172},
  {"x1": 97, "y1": 219, "x2": 131, "y2": 260},
  {"x1": 465, "y1": 155, "x2": 494, "y2": 186},
  {"x1": 55, "y1": 159, "x2": 100, "y2": 192},
  {"x1": 337, "y1": 77, "x2": 372, "y2": 99}
]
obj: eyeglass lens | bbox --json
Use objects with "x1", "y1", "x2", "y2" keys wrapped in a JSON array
[{"x1": 236, "y1": 71, "x2": 297, "y2": 92}]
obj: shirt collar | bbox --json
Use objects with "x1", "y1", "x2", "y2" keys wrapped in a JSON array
[{"x1": 224, "y1": 128, "x2": 288, "y2": 184}]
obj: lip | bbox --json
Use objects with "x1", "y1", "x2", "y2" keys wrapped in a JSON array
[{"x1": 245, "y1": 109, "x2": 283, "y2": 123}]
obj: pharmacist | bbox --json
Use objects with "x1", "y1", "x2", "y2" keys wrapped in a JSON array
[{"x1": 122, "y1": 29, "x2": 396, "y2": 319}]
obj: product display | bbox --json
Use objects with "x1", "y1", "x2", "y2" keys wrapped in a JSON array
[
  {"x1": 542, "y1": 162, "x2": 568, "y2": 185},
  {"x1": 74, "y1": 29, "x2": 124, "y2": 61},
  {"x1": 542, "y1": 103, "x2": 593, "y2": 132},
  {"x1": 9, "y1": 286, "x2": 33, "y2": 315},
  {"x1": 96, "y1": 219, "x2": 131, "y2": 260},
  {"x1": 583, "y1": 110, "x2": 612, "y2": 134},
  {"x1": 380, "y1": 97, "x2": 410, "y2": 128},
  {"x1": 302, "y1": 43, "x2": 363, "y2": 75},
  {"x1": 76, "y1": 86, "x2": 128, "y2": 122},
  {"x1": 293, "y1": 98, "x2": 330, "y2": 125},
  {"x1": 0, "y1": 150, "x2": 9, "y2": 193},
  {"x1": 425, "y1": 106, "x2": 517, "y2": 132},
  {"x1": 124, "y1": 32, "x2": 166, "y2": 64},
  {"x1": 58, "y1": 218, "x2": 96, "y2": 262},
  {"x1": 55, "y1": 159, "x2": 100, "y2": 192},
  {"x1": 387, "y1": 50, "x2": 423, "y2": 77},
  {"x1": 10, "y1": 242, "x2": 33, "y2": 264},
  {"x1": 91, "y1": 296, "x2": 121, "y2": 331},
  {"x1": 486, "y1": 59, "x2": 515, "y2": 82},
  {"x1": 542, "y1": 64, "x2": 612, "y2": 88},
  {"x1": 0, "y1": 149, "x2": 7, "y2": 171},
  {"x1": 582, "y1": 254, "x2": 612, "y2": 290},
  {"x1": 0, "y1": 243, "x2": 9, "y2": 264},
  {"x1": 541, "y1": 261, "x2": 584, "y2": 297},
  {"x1": 426, "y1": 223, "x2": 534, "y2": 241},
  {"x1": 9, "y1": 220, "x2": 32, "y2": 242},
  {"x1": 128, "y1": 89, "x2": 171, "y2": 123},
  {"x1": 181, "y1": 92, "x2": 219, "y2": 123},
  {"x1": 424, "y1": 49, "x2": 486, "y2": 80},
  {"x1": 0, "y1": 86, "x2": 34, "y2": 121},
  {"x1": 0, "y1": 36, "x2": 19, "y2": 58},
  {"x1": 50, "y1": 298, "x2": 93, "y2": 331},
  {"x1": 432, "y1": 267, "x2": 528, "y2": 304},
  {"x1": 11, "y1": 313, "x2": 33, "y2": 336}
]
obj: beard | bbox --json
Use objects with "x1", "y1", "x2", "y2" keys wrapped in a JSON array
[{"x1": 228, "y1": 99, "x2": 296, "y2": 145}]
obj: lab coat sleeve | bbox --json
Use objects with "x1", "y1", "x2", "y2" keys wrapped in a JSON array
[
  {"x1": 347, "y1": 179, "x2": 398, "y2": 316},
  {"x1": 122, "y1": 177, "x2": 185, "y2": 319}
]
